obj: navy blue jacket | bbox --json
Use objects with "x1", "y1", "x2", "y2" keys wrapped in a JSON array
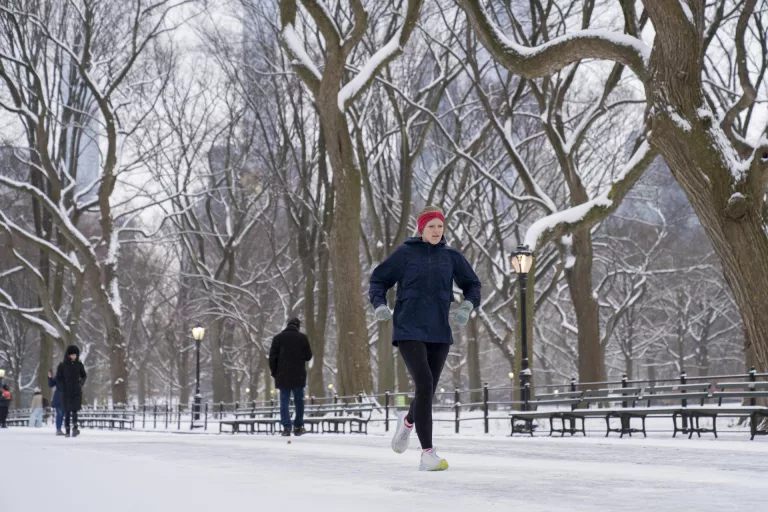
[
  {"x1": 48, "y1": 376, "x2": 62, "y2": 408},
  {"x1": 369, "y1": 237, "x2": 481, "y2": 346}
]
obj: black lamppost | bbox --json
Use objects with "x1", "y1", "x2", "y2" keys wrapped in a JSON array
[
  {"x1": 510, "y1": 245, "x2": 533, "y2": 411},
  {"x1": 191, "y1": 324, "x2": 206, "y2": 422}
]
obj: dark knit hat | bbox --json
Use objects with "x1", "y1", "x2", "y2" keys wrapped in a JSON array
[{"x1": 287, "y1": 317, "x2": 301, "y2": 329}]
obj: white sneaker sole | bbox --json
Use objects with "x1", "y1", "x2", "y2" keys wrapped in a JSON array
[
  {"x1": 391, "y1": 412, "x2": 412, "y2": 454},
  {"x1": 419, "y1": 459, "x2": 449, "y2": 471}
]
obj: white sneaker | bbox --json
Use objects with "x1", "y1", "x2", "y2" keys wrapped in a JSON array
[
  {"x1": 419, "y1": 447, "x2": 449, "y2": 471},
  {"x1": 391, "y1": 411, "x2": 413, "y2": 454}
]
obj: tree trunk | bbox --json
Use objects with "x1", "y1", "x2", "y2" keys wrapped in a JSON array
[
  {"x1": 309, "y1": 242, "x2": 330, "y2": 398},
  {"x1": 564, "y1": 224, "x2": 605, "y2": 388},
  {"x1": 316, "y1": 102, "x2": 372, "y2": 396},
  {"x1": 647, "y1": 357, "x2": 657, "y2": 385},
  {"x1": 107, "y1": 321, "x2": 129, "y2": 405},
  {"x1": 138, "y1": 361, "x2": 147, "y2": 405},
  {"x1": 179, "y1": 347, "x2": 189, "y2": 405},
  {"x1": 38, "y1": 332, "x2": 53, "y2": 400},
  {"x1": 208, "y1": 317, "x2": 229, "y2": 403},
  {"x1": 643, "y1": 2, "x2": 768, "y2": 373},
  {"x1": 261, "y1": 354, "x2": 273, "y2": 403}
]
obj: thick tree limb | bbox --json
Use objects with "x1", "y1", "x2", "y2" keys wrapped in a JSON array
[
  {"x1": 524, "y1": 140, "x2": 657, "y2": 250},
  {"x1": 459, "y1": 0, "x2": 649, "y2": 79},
  {"x1": 299, "y1": 0, "x2": 341, "y2": 49},
  {"x1": 279, "y1": 0, "x2": 321, "y2": 93},
  {"x1": 337, "y1": 0, "x2": 425, "y2": 111},
  {"x1": 720, "y1": 0, "x2": 758, "y2": 156}
]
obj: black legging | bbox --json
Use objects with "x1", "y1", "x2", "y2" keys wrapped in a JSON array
[
  {"x1": 399, "y1": 341, "x2": 450, "y2": 450},
  {"x1": 65, "y1": 410, "x2": 79, "y2": 431},
  {"x1": 0, "y1": 407, "x2": 8, "y2": 427}
]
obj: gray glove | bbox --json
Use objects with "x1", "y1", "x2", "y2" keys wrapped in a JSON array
[
  {"x1": 453, "y1": 300, "x2": 473, "y2": 326},
  {"x1": 375, "y1": 305, "x2": 393, "y2": 322}
]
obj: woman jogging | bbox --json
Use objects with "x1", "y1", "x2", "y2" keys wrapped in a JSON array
[{"x1": 369, "y1": 206, "x2": 481, "y2": 471}]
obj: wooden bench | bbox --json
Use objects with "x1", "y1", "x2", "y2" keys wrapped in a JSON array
[
  {"x1": 509, "y1": 383, "x2": 757, "y2": 439},
  {"x1": 6, "y1": 409, "x2": 32, "y2": 427},
  {"x1": 637, "y1": 384, "x2": 711, "y2": 438},
  {"x1": 566, "y1": 387, "x2": 646, "y2": 438},
  {"x1": 78, "y1": 409, "x2": 135, "y2": 430},
  {"x1": 509, "y1": 391, "x2": 584, "y2": 436},
  {"x1": 219, "y1": 402, "x2": 375, "y2": 435},
  {"x1": 219, "y1": 405, "x2": 281, "y2": 434},
  {"x1": 315, "y1": 403, "x2": 374, "y2": 434},
  {"x1": 673, "y1": 381, "x2": 768, "y2": 439}
]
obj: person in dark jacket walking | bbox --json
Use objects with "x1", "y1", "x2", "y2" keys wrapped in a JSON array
[
  {"x1": 48, "y1": 369, "x2": 64, "y2": 435},
  {"x1": 55, "y1": 345, "x2": 87, "y2": 437},
  {"x1": 369, "y1": 205, "x2": 481, "y2": 471},
  {"x1": 0, "y1": 384, "x2": 11, "y2": 428},
  {"x1": 269, "y1": 318, "x2": 312, "y2": 437}
]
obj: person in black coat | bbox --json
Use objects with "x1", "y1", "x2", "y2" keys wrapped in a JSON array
[
  {"x1": 55, "y1": 345, "x2": 87, "y2": 437},
  {"x1": 269, "y1": 318, "x2": 312, "y2": 436},
  {"x1": 48, "y1": 369, "x2": 64, "y2": 435}
]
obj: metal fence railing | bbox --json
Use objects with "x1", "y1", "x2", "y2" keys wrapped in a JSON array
[{"x1": 6, "y1": 368, "x2": 766, "y2": 434}]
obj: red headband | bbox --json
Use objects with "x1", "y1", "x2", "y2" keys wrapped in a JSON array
[{"x1": 417, "y1": 212, "x2": 445, "y2": 233}]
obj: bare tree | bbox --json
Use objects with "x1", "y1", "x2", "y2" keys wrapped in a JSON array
[
  {"x1": 461, "y1": 0, "x2": 768, "y2": 373},
  {"x1": 275, "y1": 0, "x2": 426, "y2": 394},
  {"x1": 0, "y1": 0, "x2": 194, "y2": 403}
]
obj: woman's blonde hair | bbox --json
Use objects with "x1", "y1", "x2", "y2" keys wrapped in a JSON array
[{"x1": 414, "y1": 205, "x2": 444, "y2": 235}]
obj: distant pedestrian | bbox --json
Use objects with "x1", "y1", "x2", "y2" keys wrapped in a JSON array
[
  {"x1": 55, "y1": 345, "x2": 87, "y2": 438},
  {"x1": 28, "y1": 387, "x2": 44, "y2": 427},
  {"x1": 0, "y1": 384, "x2": 10, "y2": 428},
  {"x1": 48, "y1": 370, "x2": 64, "y2": 435},
  {"x1": 369, "y1": 205, "x2": 481, "y2": 471},
  {"x1": 269, "y1": 318, "x2": 312, "y2": 437}
]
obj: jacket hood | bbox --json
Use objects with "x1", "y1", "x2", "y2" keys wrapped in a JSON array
[
  {"x1": 65, "y1": 345, "x2": 80, "y2": 361},
  {"x1": 404, "y1": 236, "x2": 447, "y2": 246}
]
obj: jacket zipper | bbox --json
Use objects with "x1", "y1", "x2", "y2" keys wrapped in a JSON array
[
  {"x1": 428, "y1": 244, "x2": 432, "y2": 290},
  {"x1": 428, "y1": 244, "x2": 432, "y2": 341}
]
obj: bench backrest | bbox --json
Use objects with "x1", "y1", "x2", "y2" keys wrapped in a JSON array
[
  {"x1": 530, "y1": 391, "x2": 583, "y2": 411},
  {"x1": 234, "y1": 406, "x2": 278, "y2": 418},
  {"x1": 712, "y1": 381, "x2": 768, "y2": 405},
  {"x1": 581, "y1": 387, "x2": 642, "y2": 407},
  {"x1": 641, "y1": 383, "x2": 710, "y2": 406}
]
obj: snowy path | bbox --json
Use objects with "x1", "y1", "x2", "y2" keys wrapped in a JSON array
[{"x1": 4, "y1": 429, "x2": 767, "y2": 511}]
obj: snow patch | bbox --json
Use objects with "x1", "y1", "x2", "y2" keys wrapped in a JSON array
[
  {"x1": 110, "y1": 277, "x2": 122, "y2": 318},
  {"x1": 679, "y1": 1, "x2": 694, "y2": 24},
  {"x1": 667, "y1": 107, "x2": 692, "y2": 132},
  {"x1": 524, "y1": 141, "x2": 651, "y2": 250},
  {"x1": 696, "y1": 107, "x2": 713, "y2": 121},
  {"x1": 524, "y1": 197, "x2": 612, "y2": 249},
  {"x1": 488, "y1": 20, "x2": 651, "y2": 67},
  {"x1": 338, "y1": 27, "x2": 403, "y2": 111},
  {"x1": 706, "y1": 125, "x2": 750, "y2": 182},
  {"x1": 282, "y1": 24, "x2": 322, "y2": 81},
  {"x1": 729, "y1": 192, "x2": 746, "y2": 201}
]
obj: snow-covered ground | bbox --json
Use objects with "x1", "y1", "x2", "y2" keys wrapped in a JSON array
[{"x1": 5, "y1": 427, "x2": 767, "y2": 511}]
